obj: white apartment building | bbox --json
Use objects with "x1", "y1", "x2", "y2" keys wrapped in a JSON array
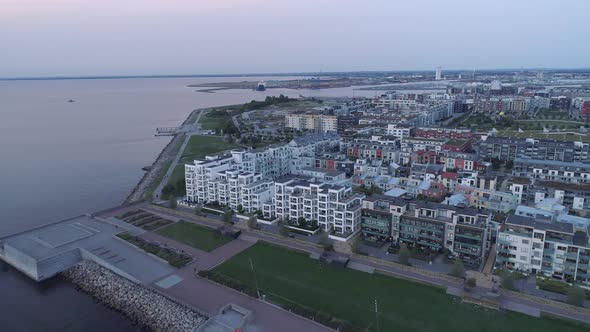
[
  {"x1": 497, "y1": 215, "x2": 590, "y2": 284},
  {"x1": 386, "y1": 124, "x2": 413, "y2": 138},
  {"x1": 185, "y1": 156, "x2": 273, "y2": 213},
  {"x1": 266, "y1": 177, "x2": 365, "y2": 236},
  {"x1": 285, "y1": 114, "x2": 338, "y2": 133},
  {"x1": 185, "y1": 133, "x2": 343, "y2": 208}
]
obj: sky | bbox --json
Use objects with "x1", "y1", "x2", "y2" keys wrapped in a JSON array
[{"x1": 0, "y1": 0, "x2": 589, "y2": 77}]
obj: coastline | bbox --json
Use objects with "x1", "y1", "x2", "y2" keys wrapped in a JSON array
[
  {"x1": 64, "y1": 261, "x2": 207, "y2": 332},
  {"x1": 124, "y1": 108, "x2": 201, "y2": 204}
]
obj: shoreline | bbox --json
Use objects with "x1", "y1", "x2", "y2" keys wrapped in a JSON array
[
  {"x1": 64, "y1": 261, "x2": 207, "y2": 332},
  {"x1": 124, "y1": 108, "x2": 202, "y2": 204}
]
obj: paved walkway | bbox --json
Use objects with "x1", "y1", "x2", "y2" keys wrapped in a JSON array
[
  {"x1": 109, "y1": 204, "x2": 590, "y2": 326},
  {"x1": 154, "y1": 272, "x2": 331, "y2": 332},
  {"x1": 141, "y1": 230, "x2": 330, "y2": 330}
]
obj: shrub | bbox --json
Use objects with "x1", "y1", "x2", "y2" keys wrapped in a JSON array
[
  {"x1": 398, "y1": 244, "x2": 411, "y2": 265},
  {"x1": 567, "y1": 286, "x2": 586, "y2": 307},
  {"x1": 450, "y1": 259, "x2": 466, "y2": 278},
  {"x1": 501, "y1": 274, "x2": 515, "y2": 290}
]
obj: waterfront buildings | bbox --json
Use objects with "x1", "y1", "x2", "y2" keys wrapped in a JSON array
[
  {"x1": 360, "y1": 195, "x2": 494, "y2": 265},
  {"x1": 496, "y1": 215, "x2": 590, "y2": 284},
  {"x1": 267, "y1": 177, "x2": 364, "y2": 237}
]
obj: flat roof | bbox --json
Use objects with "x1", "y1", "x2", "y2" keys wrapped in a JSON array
[
  {"x1": 301, "y1": 167, "x2": 344, "y2": 177},
  {"x1": 1, "y1": 215, "x2": 174, "y2": 284},
  {"x1": 506, "y1": 215, "x2": 574, "y2": 234}
]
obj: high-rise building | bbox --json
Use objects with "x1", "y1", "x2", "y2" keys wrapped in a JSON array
[{"x1": 435, "y1": 67, "x2": 442, "y2": 81}]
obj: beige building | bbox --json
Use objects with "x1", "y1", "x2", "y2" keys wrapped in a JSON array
[{"x1": 285, "y1": 114, "x2": 337, "y2": 133}]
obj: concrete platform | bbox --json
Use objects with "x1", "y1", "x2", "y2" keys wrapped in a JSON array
[{"x1": 0, "y1": 215, "x2": 174, "y2": 283}]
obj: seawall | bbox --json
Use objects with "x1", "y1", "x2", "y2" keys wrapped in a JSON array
[{"x1": 63, "y1": 261, "x2": 206, "y2": 332}]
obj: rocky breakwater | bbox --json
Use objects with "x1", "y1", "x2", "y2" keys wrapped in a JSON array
[{"x1": 63, "y1": 261, "x2": 206, "y2": 332}]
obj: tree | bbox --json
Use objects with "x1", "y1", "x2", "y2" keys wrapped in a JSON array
[
  {"x1": 567, "y1": 286, "x2": 586, "y2": 307},
  {"x1": 505, "y1": 160, "x2": 514, "y2": 170},
  {"x1": 318, "y1": 231, "x2": 332, "y2": 251},
  {"x1": 297, "y1": 217, "x2": 306, "y2": 226},
  {"x1": 194, "y1": 205, "x2": 202, "y2": 215},
  {"x1": 223, "y1": 208, "x2": 233, "y2": 224},
  {"x1": 161, "y1": 183, "x2": 175, "y2": 200},
  {"x1": 398, "y1": 244, "x2": 411, "y2": 265},
  {"x1": 247, "y1": 215, "x2": 258, "y2": 230},
  {"x1": 491, "y1": 158, "x2": 503, "y2": 170},
  {"x1": 450, "y1": 259, "x2": 466, "y2": 278},
  {"x1": 169, "y1": 196, "x2": 177, "y2": 209},
  {"x1": 500, "y1": 273, "x2": 515, "y2": 290},
  {"x1": 278, "y1": 219, "x2": 290, "y2": 237},
  {"x1": 466, "y1": 277, "x2": 477, "y2": 288},
  {"x1": 350, "y1": 237, "x2": 362, "y2": 254},
  {"x1": 237, "y1": 204, "x2": 244, "y2": 213}
]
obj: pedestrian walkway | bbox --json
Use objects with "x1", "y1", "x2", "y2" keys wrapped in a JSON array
[{"x1": 118, "y1": 204, "x2": 590, "y2": 326}]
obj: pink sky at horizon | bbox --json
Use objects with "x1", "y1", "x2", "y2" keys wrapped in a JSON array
[{"x1": 1, "y1": 0, "x2": 589, "y2": 77}]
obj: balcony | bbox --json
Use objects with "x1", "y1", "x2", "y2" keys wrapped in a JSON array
[{"x1": 455, "y1": 232, "x2": 482, "y2": 241}]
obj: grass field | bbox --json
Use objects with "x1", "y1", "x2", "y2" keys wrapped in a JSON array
[
  {"x1": 199, "y1": 109, "x2": 236, "y2": 132},
  {"x1": 117, "y1": 233, "x2": 191, "y2": 267},
  {"x1": 212, "y1": 242, "x2": 590, "y2": 332},
  {"x1": 156, "y1": 221, "x2": 231, "y2": 252},
  {"x1": 162, "y1": 135, "x2": 240, "y2": 199},
  {"x1": 497, "y1": 130, "x2": 590, "y2": 142}
]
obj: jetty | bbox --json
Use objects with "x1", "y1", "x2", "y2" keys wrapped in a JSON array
[
  {"x1": 156, "y1": 126, "x2": 181, "y2": 136},
  {"x1": 0, "y1": 214, "x2": 173, "y2": 283}
]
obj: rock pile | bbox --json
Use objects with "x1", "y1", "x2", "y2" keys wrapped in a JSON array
[{"x1": 63, "y1": 261, "x2": 206, "y2": 332}]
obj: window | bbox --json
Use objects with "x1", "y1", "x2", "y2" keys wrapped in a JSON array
[{"x1": 522, "y1": 239, "x2": 529, "y2": 245}]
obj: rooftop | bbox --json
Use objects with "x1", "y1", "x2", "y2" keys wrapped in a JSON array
[
  {"x1": 505, "y1": 215, "x2": 574, "y2": 234},
  {"x1": 0, "y1": 215, "x2": 174, "y2": 283}
]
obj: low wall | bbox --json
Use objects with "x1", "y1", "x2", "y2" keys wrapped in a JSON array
[
  {"x1": 287, "y1": 225, "x2": 319, "y2": 235},
  {"x1": 80, "y1": 249, "x2": 140, "y2": 284},
  {"x1": 36, "y1": 248, "x2": 82, "y2": 281},
  {"x1": 329, "y1": 232, "x2": 356, "y2": 242},
  {"x1": 1, "y1": 244, "x2": 40, "y2": 280},
  {"x1": 236, "y1": 214, "x2": 278, "y2": 225}
]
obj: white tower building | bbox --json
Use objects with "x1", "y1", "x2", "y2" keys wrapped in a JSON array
[{"x1": 435, "y1": 67, "x2": 442, "y2": 81}]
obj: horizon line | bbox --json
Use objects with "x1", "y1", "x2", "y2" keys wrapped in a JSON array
[{"x1": 2, "y1": 67, "x2": 590, "y2": 81}]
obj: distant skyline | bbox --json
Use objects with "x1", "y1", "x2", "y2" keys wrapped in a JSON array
[{"x1": 1, "y1": 0, "x2": 589, "y2": 77}]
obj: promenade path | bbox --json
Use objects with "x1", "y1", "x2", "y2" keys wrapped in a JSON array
[{"x1": 105, "y1": 204, "x2": 590, "y2": 327}]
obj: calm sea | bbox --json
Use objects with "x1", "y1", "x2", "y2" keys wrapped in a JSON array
[{"x1": 0, "y1": 76, "x2": 386, "y2": 331}]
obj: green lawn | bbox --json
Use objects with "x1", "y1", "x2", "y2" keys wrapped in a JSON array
[
  {"x1": 199, "y1": 109, "x2": 237, "y2": 133},
  {"x1": 117, "y1": 233, "x2": 191, "y2": 267},
  {"x1": 497, "y1": 130, "x2": 590, "y2": 142},
  {"x1": 212, "y1": 242, "x2": 589, "y2": 332},
  {"x1": 162, "y1": 135, "x2": 240, "y2": 199},
  {"x1": 181, "y1": 135, "x2": 240, "y2": 163},
  {"x1": 156, "y1": 221, "x2": 231, "y2": 252}
]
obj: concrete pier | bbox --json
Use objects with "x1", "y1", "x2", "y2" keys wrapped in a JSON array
[{"x1": 0, "y1": 214, "x2": 173, "y2": 284}]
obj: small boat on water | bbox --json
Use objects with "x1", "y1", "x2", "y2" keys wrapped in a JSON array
[
  {"x1": 68, "y1": 99, "x2": 75, "y2": 103},
  {"x1": 141, "y1": 166, "x2": 152, "y2": 171},
  {"x1": 255, "y1": 81, "x2": 266, "y2": 91}
]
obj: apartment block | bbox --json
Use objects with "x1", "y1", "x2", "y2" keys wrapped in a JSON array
[
  {"x1": 496, "y1": 215, "x2": 590, "y2": 284},
  {"x1": 386, "y1": 124, "x2": 414, "y2": 138},
  {"x1": 359, "y1": 195, "x2": 495, "y2": 265},
  {"x1": 269, "y1": 177, "x2": 365, "y2": 237},
  {"x1": 512, "y1": 158, "x2": 590, "y2": 184},
  {"x1": 285, "y1": 114, "x2": 338, "y2": 133},
  {"x1": 478, "y1": 136, "x2": 590, "y2": 162}
]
